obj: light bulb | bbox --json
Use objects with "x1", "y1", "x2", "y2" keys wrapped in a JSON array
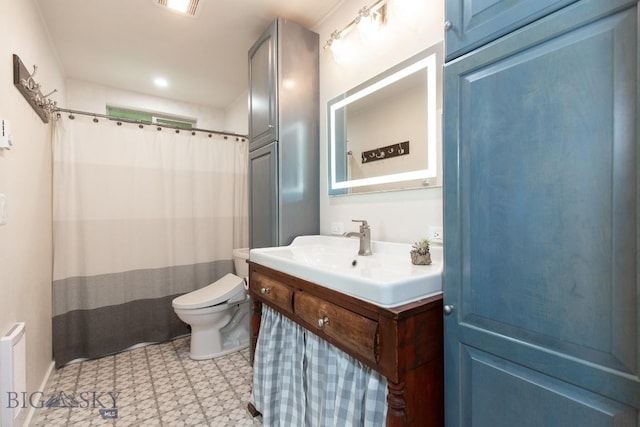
[
  {"x1": 166, "y1": 0, "x2": 190, "y2": 13},
  {"x1": 358, "y1": 14, "x2": 380, "y2": 37},
  {"x1": 357, "y1": 13, "x2": 383, "y2": 47},
  {"x1": 330, "y1": 38, "x2": 349, "y2": 64}
]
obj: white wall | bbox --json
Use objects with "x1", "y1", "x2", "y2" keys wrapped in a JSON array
[
  {"x1": 225, "y1": 90, "x2": 249, "y2": 135},
  {"x1": 314, "y1": 0, "x2": 444, "y2": 244},
  {"x1": 0, "y1": 0, "x2": 65, "y2": 395},
  {"x1": 65, "y1": 79, "x2": 237, "y2": 133}
]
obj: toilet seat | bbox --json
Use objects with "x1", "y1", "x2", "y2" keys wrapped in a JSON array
[{"x1": 172, "y1": 273, "x2": 245, "y2": 310}]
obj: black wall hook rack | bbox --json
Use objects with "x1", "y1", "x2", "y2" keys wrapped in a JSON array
[
  {"x1": 13, "y1": 54, "x2": 58, "y2": 123},
  {"x1": 361, "y1": 140, "x2": 410, "y2": 164}
]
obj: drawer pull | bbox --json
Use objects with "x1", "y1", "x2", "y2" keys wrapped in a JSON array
[
  {"x1": 260, "y1": 287, "x2": 271, "y2": 294},
  {"x1": 317, "y1": 316, "x2": 330, "y2": 328}
]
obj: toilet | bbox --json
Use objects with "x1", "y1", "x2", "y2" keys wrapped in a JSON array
[{"x1": 172, "y1": 248, "x2": 251, "y2": 360}]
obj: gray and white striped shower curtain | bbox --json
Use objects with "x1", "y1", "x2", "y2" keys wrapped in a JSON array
[{"x1": 51, "y1": 115, "x2": 248, "y2": 367}]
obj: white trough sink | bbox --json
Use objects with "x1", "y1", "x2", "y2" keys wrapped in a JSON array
[{"x1": 249, "y1": 235, "x2": 443, "y2": 308}]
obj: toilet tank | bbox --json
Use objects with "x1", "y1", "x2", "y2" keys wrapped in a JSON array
[{"x1": 232, "y1": 248, "x2": 250, "y2": 277}]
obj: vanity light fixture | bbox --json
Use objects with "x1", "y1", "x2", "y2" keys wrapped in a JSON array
[{"x1": 323, "y1": 0, "x2": 387, "y2": 53}]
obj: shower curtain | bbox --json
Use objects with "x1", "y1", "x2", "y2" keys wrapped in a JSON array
[{"x1": 51, "y1": 115, "x2": 248, "y2": 367}]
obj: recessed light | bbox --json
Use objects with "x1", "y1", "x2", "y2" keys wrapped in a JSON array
[
  {"x1": 166, "y1": 0, "x2": 189, "y2": 13},
  {"x1": 153, "y1": 77, "x2": 168, "y2": 88},
  {"x1": 155, "y1": 0, "x2": 200, "y2": 16}
]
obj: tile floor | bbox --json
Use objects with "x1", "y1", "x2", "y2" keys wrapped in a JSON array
[{"x1": 30, "y1": 337, "x2": 262, "y2": 426}]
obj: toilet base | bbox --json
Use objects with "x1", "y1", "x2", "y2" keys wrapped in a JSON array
[
  {"x1": 189, "y1": 341, "x2": 249, "y2": 360},
  {"x1": 186, "y1": 299, "x2": 251, "y2": 360}
]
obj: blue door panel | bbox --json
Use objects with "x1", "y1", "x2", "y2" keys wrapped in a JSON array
[
  {"x1": 461, "y1": 346, "x2": 638, "y2": 426},
  {"x1": 249, "y1": 142, "x2": 278, "y2": 249},
  {"x1": 443, "y1": 3, "x2": 639, "y2": 425},
  {"x1": 445, "y1": 0, "x2": 578, "y2": 60},
  {"x1": 459, "y1": 10, "x2": 637, "y2": 374},
  {"x1": 249, "y1": 20, "x2": 278, "y2": 151},
  {"x1": 457, "y1": 323, "x2": 640, "y2": 407},
  {"x1": 445, "y1": 0, "x2": 637, "y2": 61}
]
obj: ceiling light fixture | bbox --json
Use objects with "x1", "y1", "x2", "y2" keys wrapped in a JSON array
[
  {"x1": 153, "y1": 77, "x2": 169, "y2": 88},
  {"x1": 155, "y1": 0, "x2": 200, "y2": 16},
  {"x1": 323, "y1": 0, "x2": 387, "y2": 53}
]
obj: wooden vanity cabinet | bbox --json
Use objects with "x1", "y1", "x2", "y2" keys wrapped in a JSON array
[{"x1": 248, "y1": 262, "x2": 444, "y2": 427}]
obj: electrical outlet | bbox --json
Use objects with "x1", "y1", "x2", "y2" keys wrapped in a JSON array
[
  {"x1": 429, "y1": 226, "x2": 443, "y2": 244},
  {"x1": 330, "y1": 222, "x2": 344, "y2": 235}
]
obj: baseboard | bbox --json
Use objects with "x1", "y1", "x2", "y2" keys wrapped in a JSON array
[{"x1": 22, "y1": 360, "x2": 54, "y2": 427}]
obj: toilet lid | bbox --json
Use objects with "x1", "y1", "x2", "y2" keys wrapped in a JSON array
[{"x1": 172, "y1": 273, "x2": 245, "y2": 309}]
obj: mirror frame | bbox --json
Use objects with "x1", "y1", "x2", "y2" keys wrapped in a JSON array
[{"x1": 328, "y1": 42, "x2": 443, "y2": 196}]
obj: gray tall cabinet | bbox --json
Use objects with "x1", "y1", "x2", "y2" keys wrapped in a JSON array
[
  {"x1": 248, "y1": 18, "x2": 319, "y2": 249},
  {"x1": 443, "y1": 0, "x2": 639, "y2": 425}
]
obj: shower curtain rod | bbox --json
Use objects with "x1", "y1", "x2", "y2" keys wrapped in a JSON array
[{"x1": 54, "y1": 108, "x2": 248, "y2": 140}]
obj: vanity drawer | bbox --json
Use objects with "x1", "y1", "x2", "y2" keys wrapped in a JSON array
[
  {"x1": 250, "y1": 271, "x2": 293, "y2": 313},
  {"x1": 294, "y1": 291, "x2": 379, "y2": 364}
]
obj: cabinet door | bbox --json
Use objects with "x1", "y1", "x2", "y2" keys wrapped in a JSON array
[
  {"x1": 249, "y1": 142, "x2": 278, "y2": 249},
  {"x1": 444, "y1": 4, "x2": 639, "y2": 426},
  {"x1": 444, "y1": 0, "x2": 633, "y2": 60},
  {"x1": 249, "y1": 20, "x2": 277, "y2": 150}
]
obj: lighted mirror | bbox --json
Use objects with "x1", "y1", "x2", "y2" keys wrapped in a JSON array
[{"x1": 328, "y1": 42, "x2": 443, "y2": 195}]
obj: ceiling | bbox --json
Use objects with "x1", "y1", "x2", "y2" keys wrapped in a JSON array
[{"x1": 36, "y1": 0, "x2": 344, "y2": 110}]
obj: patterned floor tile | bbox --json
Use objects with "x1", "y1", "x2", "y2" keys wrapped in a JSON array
[
  {"x1": 116, "y1": 387, "x2": 154, "y2": 407},
  {"x1": 161, "y1": 401, "x2": 207, "y2": 426},
  {"x1": 31, "y1": 407, "x2": 71, "y2": 427},
  {"x1": 66, "y1": 406, "x2": 115, "y2": 426},
  {"x1": 200, "y1": 395, "x2": 242, "y2": 419},
  {"x1": 233, "y1": 383, "x2": 253, "y2": 402},
  {"x1": 206, "y1": 404, "x2": 258, "y2": 427},
  {"x1": 30, "y1": 339, "x2": 259, "y2": 427},
  {"x1": 114, "y1": 398, "x2": 160, "y2": 426}
]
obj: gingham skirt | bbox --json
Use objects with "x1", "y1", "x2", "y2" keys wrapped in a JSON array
[{"x1": 252, "y1": 305, "x2": 387, "y2": 426}]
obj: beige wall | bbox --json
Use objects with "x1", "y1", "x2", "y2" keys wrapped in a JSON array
[
  {"x1": 224, "y1": 90, "x2": 249, "y2": 135},
  {"x1": 315, "y1": 0, "x2": 444, "y2": 244},
  {"x1": 65, "y1": 79, "x2": 238, "y2": 133},
  {"x1": 0, "y1": 0, "x2": 65, "y2": 394}
]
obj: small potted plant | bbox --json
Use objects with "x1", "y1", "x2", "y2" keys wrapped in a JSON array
[{"x1": 410, "y1": 237, "x2": 432, "y2": 265}]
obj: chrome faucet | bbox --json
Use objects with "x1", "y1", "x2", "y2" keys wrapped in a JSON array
[{"x1": 344, "y1": 219, "x2": 372, "y2": 256}]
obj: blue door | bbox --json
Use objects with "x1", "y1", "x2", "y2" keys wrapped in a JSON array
[
  {"x1": 249, "y1": 142, "x2": 278, "y2": 249},
  {"x1": 443, "y1": 2, "x2": 639, "y2": 426},
  {"x1": 444, "y1": 0, "x2": 579, "y2": 60},
  {"x1": 249, "y1": 20, "x2": 278, "y2": 151}
]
